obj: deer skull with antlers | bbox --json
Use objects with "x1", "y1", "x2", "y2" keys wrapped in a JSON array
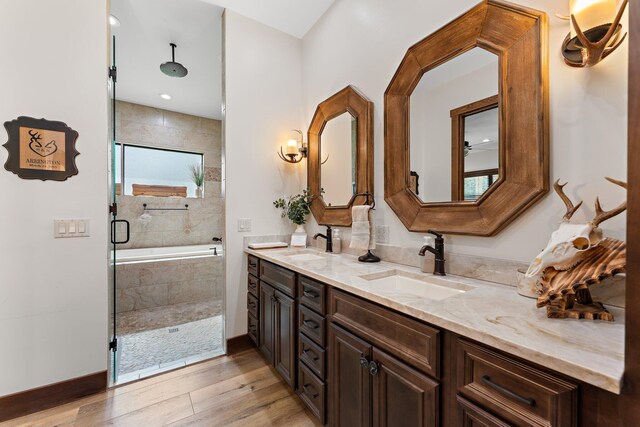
[{"x1": 525, "y1": 177, "x2": 627, "y2": 283}]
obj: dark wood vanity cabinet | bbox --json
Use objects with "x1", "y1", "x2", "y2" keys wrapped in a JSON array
[
  {"x1": 329, "y1": 324, "x2": 439, "y2": 427},
  {"x1": 298, "y1": 276, "x2": 329, "y2": 424},
  {"x1": 328, "y1": 289, "x2": 440, "y2": 427},
  {"x1": 454, "y1": 338, "x2": 577, "y2": 427},
  {"x1": 246, "y1": 255, "x2": 600, "y2": 427},
  {"x1": 250, "y1": 257, "x2": 298, "y2": 389},
  {"x1": 247, "y1": 256, "x2": 260, "y2": 347},
  {"x1": 258, "y1": 282, "x2": 275, "y2": 363}
]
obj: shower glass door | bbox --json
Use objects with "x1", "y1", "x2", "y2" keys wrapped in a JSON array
[{"x1": 108, "y1": 35, "x2": 129, "y2": 385}]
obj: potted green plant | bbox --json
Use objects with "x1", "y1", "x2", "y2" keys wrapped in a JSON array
[
  {"x1": 189, "y1": 163, "x2": 205, "y2": 198},
  {"x1": 274, "y1": 189, "x2": 317, "y2": 245}
]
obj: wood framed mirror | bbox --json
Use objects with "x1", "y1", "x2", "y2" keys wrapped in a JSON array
[
  {"x1": 308, "y1": 85, "x2": 374, "y2": 226},
  {"x1": 384, "y1": 0, "x2": 549, "y2": 236}
]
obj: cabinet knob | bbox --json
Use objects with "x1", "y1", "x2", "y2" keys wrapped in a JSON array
[
  {"x1": 369, "y1": 360, "x2": 379, "y2": 376},
  {"x1": 360, "y1": 356, "x2": 369, "y2": 369}
]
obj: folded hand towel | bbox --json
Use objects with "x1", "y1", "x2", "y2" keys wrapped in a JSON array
[{"x1": 350, "y1": 205, "x2": 375, "y2": 251}]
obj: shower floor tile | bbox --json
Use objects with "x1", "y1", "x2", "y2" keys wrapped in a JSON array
[
  {"x1": 116, "y1": 300, "x2": 222, "y2": 335},
  {"x1": 117, "y1": 314, "x2": 224, "y2": 378}
]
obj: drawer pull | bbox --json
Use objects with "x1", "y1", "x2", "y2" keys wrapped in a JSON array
[
  {"x1": 303, "y1": 384, "x2": 319, "y2": 398},
  {"x1": 303, "y1": 348, "x2": 319, "y2": 361},
  {"x1": 303, "y1": 290, "x2": 319, "y2": 299},
  {"x1": 481, "y1": 375, "x2": 536, "y2": 407},
  {"x1": 303, "y1": 320, "x2": 319, "y2": 329}
]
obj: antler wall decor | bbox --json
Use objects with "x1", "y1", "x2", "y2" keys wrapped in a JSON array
[
  {"x1": 525, "y1": 177, "x2": 627, "y2": 321},
  {"x1": 559, "y1": 0, "x2": 629, "y2": 67}
]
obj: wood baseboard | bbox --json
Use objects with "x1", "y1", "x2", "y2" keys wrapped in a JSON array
[
  {"x1": 0, "y1": 371, "x2": 107, "y2": 422},
  {"x1": 226, "y1": 334, "x2": 254, "y2": 355}
]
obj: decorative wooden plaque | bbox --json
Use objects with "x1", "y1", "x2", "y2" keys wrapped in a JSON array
[{"x1": 3, "y1": 116, "x2": 79, "y2": 181}]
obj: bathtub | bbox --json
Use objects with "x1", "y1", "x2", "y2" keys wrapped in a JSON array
[{"x1": 113, "y1": 244, "x2": 223, "y2": 264}]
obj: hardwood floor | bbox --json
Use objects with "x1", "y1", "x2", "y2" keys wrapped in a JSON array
[{"x1": 0, "y1": 349, "x2": 320, "y2": 427}]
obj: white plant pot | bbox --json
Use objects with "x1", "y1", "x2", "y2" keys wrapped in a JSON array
[
  {"x1": 195, "y1": 187, "x2": 203, "y2": 198},
  {"x1": 291, "y1": 224, "x2": 307, "y2": 247}
]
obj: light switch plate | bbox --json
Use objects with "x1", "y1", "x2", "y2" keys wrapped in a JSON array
[
  {"x1": 237, "y1": 218, "x2": 252, "y2": 232},
  {"x1": 54, "y1": 219, "x2": 90, "y2": 238},
  {"x1": 375, "y1": 225, "x2": 389, "y2": 244}
]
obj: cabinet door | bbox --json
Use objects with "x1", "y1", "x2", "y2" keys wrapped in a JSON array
[
  {"x1": 372, "y1": 347, "x2": 439, "y2": 427},
  {"x1": 259, "y1": 282, "x2": 276, "y2": 364},
  {"x1": 329, "y1": 323, "x2": 373, "y2": 427},
  {"x1": 274, "y1": 289, "x2": 296, "y2": 387}
]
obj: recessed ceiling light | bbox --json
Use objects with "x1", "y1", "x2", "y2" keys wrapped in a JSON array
[
  {"x1": 160, "y1": 93, "x2": 172, "y2": 100},
  {"x1": 109, "y1": 15, "x2": 121, "y2": 27},
  {"x1": 482, "y1": 138, "x2": 491, "y2": 143}
]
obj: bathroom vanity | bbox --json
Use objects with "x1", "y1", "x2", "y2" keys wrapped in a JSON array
[{"x1": 245, "y1": 248, "x2": 624, "y2": 426}]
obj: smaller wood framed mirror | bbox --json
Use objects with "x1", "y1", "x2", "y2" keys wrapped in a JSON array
[{"x1": 308, "y1": 86, "x2": 374, "y2": 226}]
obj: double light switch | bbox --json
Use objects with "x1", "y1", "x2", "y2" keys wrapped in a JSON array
[{"x1": 55, "y1": 219, "x2": 90, "y2": 238}]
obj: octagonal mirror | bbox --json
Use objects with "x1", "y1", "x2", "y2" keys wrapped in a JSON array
[
  {"x1": 308, "y1": 86, "x2": 374, "y2": 226},
  {"x1": 409, "y1": 47, "x2": 499, "y2": 203},
  {"x1": 384, "y1": 0, "x2": 549, "y2": 236}
]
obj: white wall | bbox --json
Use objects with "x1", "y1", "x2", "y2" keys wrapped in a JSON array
[
  {"x1": 302, "y1": 0, "x2": 628, "y2": 262},
  {"x1": 0, "y1": 0, "x2": 108, "y2": 396},
  {"x1": 224, "y1": 11, "x2": 304, "y2": 339}
]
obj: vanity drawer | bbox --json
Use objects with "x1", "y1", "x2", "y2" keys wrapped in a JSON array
[
  {"x1": 248, "y1": 255, "x2": 259, "y2": 277},
  {"x1": 299, "y1": 360, "x2": 326, "y2": 424},
  {"x1": 260, "y1": 260, "x2": 296, "y2": 297},
  {"x1": 299, "y1": 305, "x2": 325, "y2": 347},
  {"x1": 247, "y1": 313, "x2": 259, "y2": 346},
  {"x1": 298, "y1": 332, "x2": 326, "y2": 379},
  {"x1": 457, "y1": 396, "x2": 511, "y2": 427},
  {"x1": 298, "y1": 276, "x2": 326, "y2": 315},
  {"x1": 247, "y1": 292, "x2": 259, "y2": 318},
  {"x1": 248, "y1": 274, "x2": 259, "y2": 297},
  {"x1": 329, "y1": 288, "x2": 440, "y2": 378},
  {"x1": 456, "y1": 339, "x2": 577, "y2": 427}
]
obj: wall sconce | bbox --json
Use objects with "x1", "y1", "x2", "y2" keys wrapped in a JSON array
[
  {"x1": 559, "y1": 0, "x2": 628, "y2": 67},
  {"x1": 278, "y1": 129, "x2": 308, "y2": 164}
]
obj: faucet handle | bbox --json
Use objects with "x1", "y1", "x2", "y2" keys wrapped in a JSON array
[{"x1": 427, "y1": 230, "x2": 443, "y2": 239}]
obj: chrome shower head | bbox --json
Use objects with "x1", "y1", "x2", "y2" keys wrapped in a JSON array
[{"x1": 160, "y1": 43, "x2": 188, "y2": 78}]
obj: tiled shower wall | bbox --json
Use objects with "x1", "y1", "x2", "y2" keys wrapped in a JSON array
[{"x1": 115, "y1": 101, "x2": 223, "y2": 249}]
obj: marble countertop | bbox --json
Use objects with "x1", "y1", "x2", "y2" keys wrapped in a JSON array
[{"x1": 245, "y1": 247, "x2": 625, "y2": 394}]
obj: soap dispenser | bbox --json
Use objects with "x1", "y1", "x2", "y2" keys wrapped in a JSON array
[{"x1": 332, "y1": 229, "x2": 342, "y2": 254}]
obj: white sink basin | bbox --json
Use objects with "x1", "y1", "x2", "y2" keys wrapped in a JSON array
[
  {"x1": 359, "y1": 270, "x2": 472, "y2": 300},
  {"x1": 286, "y1": 253, "x2": 326, "y2": 262}
]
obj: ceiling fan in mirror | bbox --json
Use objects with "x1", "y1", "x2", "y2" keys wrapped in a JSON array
[{"x1": 463, "y1": 140, "x2": 496, "y2": 157}]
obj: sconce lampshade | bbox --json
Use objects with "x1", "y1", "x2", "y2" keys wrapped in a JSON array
[
  {"x1": 570, "y1": 0, "x2": 617, "y2": 38},
  {"x1": 286, "y1": 139, "x2": 298, "y2": 155},
  {"x1": 278, "y1": 130, "x2": 307, "y2": 164}
]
